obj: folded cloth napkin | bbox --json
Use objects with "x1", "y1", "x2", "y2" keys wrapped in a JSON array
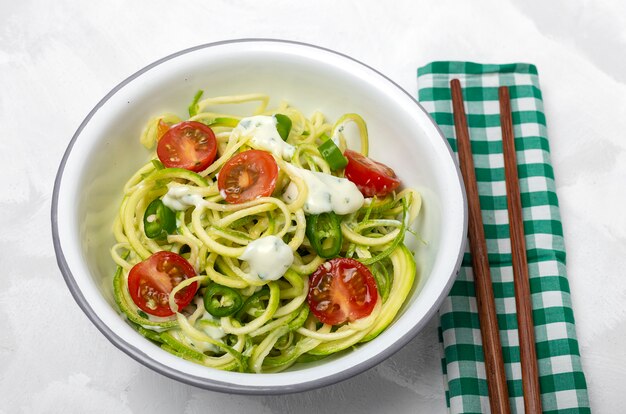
[{"x1": 417, "y1": 62, "x2": 590, "y2": 414}]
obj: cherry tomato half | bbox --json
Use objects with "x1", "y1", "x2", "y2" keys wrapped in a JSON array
[
  {"x1": 157, "y1": 121, "x2": 217, "y2": 172},
  {"x1": 344, "y1": 149, "x2": 401, "y2": 197},
  {"x1": 307, "y1": 258, "x2": 378, "y2": 325},
  {"x1": 127, "y1": 251, "x2": 198, "y2": 317},
  {"x1": 218, "y1": 150, "x2": 278, "y2": 204}
]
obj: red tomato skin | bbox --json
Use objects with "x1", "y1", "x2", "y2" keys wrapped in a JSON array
[
  {"x1": 307, "y1": 258, "x2": 378, "y2": 325},
  {"x1": 217, "y1": 150, "x2": 278, "y2": 204},
  {"x1": 127, "y1": 251, "x2": 198, "y2": 317},
  {"x1": 157, "y1": 121, "x2": 217, "y2": 172},
  {"x1": 344, "y1": 149, "x2": 401, "y2": 197}
]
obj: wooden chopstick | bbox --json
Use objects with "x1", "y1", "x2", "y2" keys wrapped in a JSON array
[
  {"x1": 499, "y1": 86, "x2": 543, "y2": 414},
  {"x1": 450, "y1": 79, "x2": 511, "y2": 414}
]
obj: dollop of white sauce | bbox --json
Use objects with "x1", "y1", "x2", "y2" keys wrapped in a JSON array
[
  {"x1": 238, "y1": 235, "x2": 294, "y2": 282},
  {"x1": 282, "y1": 165, "x2": 364, "y2": 215},
  {"x1": 162, "y1": 183, "x2": 206, "y2": 210},
  {"x1": 233, "y1": 115, "x2": 295, "y2": 160}
]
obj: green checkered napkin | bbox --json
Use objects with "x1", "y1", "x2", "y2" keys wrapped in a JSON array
[{"x1": 417, "y1": 62, "x2": 590, "y2": 413}]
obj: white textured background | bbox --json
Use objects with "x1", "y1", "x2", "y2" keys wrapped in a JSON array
[{"x1": 2, "y1": 0, "x2": 624, "y2": 412}]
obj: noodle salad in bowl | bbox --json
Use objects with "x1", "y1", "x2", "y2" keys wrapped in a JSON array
[
  {"x1": 53, "y1": 40, "x2": 466, "y2": 393},
  {"x1": 111, "y1": 92, "x2": 422, "y2": 373}
]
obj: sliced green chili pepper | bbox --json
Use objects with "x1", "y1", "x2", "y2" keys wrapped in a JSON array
[
  {"x1": 188, "y1": 89, "x2": 204, "y2": 117},
  {"x1": 274, "y1": 114, "x2": 292, "y2": 141},
  {"x1": 318, "y1": 138, "x2": 348, "y2": 170},
  {"x1": 203, "y1": 284, "x2": 244, "y2": 317},
  {"x1": 143, "y1": 199, "x2": 176, "y2": 239},
  {"x1": 306, "y1": 212, "x2": 343, "y2": 258}
]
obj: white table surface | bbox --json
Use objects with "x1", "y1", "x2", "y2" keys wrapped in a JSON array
[{"x1": 2, "y1": 0, "x2": 623, "y2": 412}]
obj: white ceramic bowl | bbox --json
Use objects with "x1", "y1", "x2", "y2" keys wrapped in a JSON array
[{"x1": 52, "y1": 39, "x2": 466, "y2": 394}]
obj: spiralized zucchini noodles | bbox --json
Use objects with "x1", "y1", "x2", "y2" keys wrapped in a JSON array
[{"x1": 111, "y1": 92, "x2": 422, "y2": 373}]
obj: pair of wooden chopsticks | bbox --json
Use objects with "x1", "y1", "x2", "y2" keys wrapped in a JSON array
[{"x1": 450, "y1": 79, "x2": 542, "y2": 414}]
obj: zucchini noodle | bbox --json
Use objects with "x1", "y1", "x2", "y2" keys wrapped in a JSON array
[{"x1": 111, "y1": 93, "x2": 422, "y2": 373}]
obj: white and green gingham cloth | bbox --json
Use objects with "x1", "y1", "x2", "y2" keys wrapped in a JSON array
[{"x1": 417, "y1": 62, "x2": 590, "y2": 413}]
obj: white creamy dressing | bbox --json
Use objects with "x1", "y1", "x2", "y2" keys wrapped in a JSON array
[
  {"x1": 238, "y1": 235, "x2": 294, "y2": 282},
  {"x1": 282, "y1": 165, "x2": 364, "y2": 215},
  {"x1": 162, "y1": 183, "x2": 206, "y2": 211},
  {"x1": 233, "y1": 115, "x2": 295, "y2": 160}
]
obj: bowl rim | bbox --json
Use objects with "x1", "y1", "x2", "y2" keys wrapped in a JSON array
[{"x1": 51, "y1": 38, "x2": 467, "y2": 394}]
